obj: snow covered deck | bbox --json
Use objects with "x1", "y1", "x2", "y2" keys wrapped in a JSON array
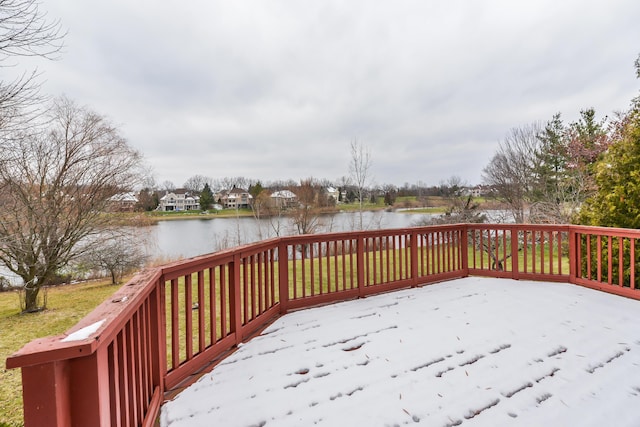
[{"x1": 161, "y1": 277, "x2": 640, "y2": 427}]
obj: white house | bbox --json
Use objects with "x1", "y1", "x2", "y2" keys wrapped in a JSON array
[
  {"x1": 326, "y1": 186, "x2": 340, "y2": 203},
  {"x1": 158, "y1": 189, "x2": 200, "y2": 211}
]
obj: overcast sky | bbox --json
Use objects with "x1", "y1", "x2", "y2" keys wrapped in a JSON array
[{"x1": 26, "y1": 1, "x2": 640, "y2": 187}]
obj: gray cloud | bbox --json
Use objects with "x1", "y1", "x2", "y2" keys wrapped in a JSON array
[{"x1": 28, "y1": 0, "x2": 640, "y2": 187}]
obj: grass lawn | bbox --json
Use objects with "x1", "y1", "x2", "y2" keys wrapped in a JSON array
[
  {"x1": 145, "y1": 208, "x2": 255, "y2": 221},
  {"x1": 0, "y1": 280, "x2": 121, "y2": 427}
]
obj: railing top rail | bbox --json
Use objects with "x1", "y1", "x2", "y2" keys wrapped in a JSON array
[
  {"x1": 569, "y1": 224, "x2": 640, "y2": 237},
  {"x1": 159, "y1": 225, "x2": 473, "y2": 280},
  {"x1": 279, "y1": 224, "x2": 469, "y2": 242},
  {"x1": 466, "y1": 223, "x2": 572, "y2": 231}
]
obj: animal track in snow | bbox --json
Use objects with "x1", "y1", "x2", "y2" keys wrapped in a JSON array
[
  {"x1": 346, "y1": 386, "x2": 363, "y2": 396},
  {"x1": 459, "y1": 354, "x2": 485, "y2": 366},
  {"x1": 586, "y1": 347, "x2": 630, "y2": 374},
  {"x1": 410, "y1": 357, "x2": 445, "y2": 372},
  {"x1": 322, "y1": 326, "x2": 397, "y2": 348},
  {"x1": 284, "y1": 377, "x2": 310, "y2": 389},
  {"x1": 488, "y1": 343, "x2": 511, "y2": 354},
  {"x1": 536, "y1": 393, "x2": 552, "y2": 404},
  {"x1": 502, "y1": 382, "x2": 533, "y2": 398},
  {"x1": 378, "y1": 301, "x2": 399, "y2": 308},
  {"x1": 257, "y1": 345, "x2": 294, "y2": 356},
  {"x1": 435, "y1": 367, "x2": 454, "y2": 377},
  {"x1": 463, "y1": 398, "x2": 500, "y2": 420},
  {"x1": 534, "y1": 367, "x2": 560, "y2": 383},
  {"x1": 547, "y1": 346, "x2": 567, "y2": 357},
  {"x1": 342, "y1": 342, "x2": 365, "y2": 351},
  {"x1": 351, "y1": 312, "x2": 378, "y2": 319}
]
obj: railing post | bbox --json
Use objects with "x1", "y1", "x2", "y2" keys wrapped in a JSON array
[
  {"x1": 278, "y1": 241, "x2": 289, "y2": 314},
  {"x1": 410, "y1": 231, "x2": 419, "y2": 287},
  {"x1": 511, "y1": 226, "x2": 520, "y2": 280},
  {"x1": 150, "y1": 284, "x2": 166, "y2": 395},
  {"x1": 68, "y1": 347, "x2": 111, "y2": 426},
  {"x1": 229, "y1": 253, "x2": 243, "y2": 345},
  {"x1": 356, "y1": 235, "x2": 365, "y2": 297},
  {"x1": 569, "y1": 226, "x2": 577, "y2": 284},
  {"x1": 20, "y1": 360, "x2": 71, "y2": 427},
  {"x1": 21, "y1": 346, "x2": 112, "y2": 427},
  {"x1": 461, "y1": 225, "x2": 469, "y2": 276}
]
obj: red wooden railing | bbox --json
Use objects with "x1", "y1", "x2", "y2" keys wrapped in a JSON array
[{"x1": 6, "y1": 224, "x2": 640, "y2": 426}]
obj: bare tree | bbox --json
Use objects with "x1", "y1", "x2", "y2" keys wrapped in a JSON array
[
  {"x1": 183, "y1": 174, "x2": 213, "y2": 193},
  {"x1": 482, "y1": 123, "x2": 543, "y2": 223},
  {"x1": 0, "y1": 96, "x2": 144, "y2": 312},
  {"x1": 161, "y1": 180, "x2": 176, "y2": 192},
  {"x1": 0, "y1": 0, "x2": 64, "y2": 131},
  {"x1": 485, "y1": 112, "x2": 610, "y2": 225},
  {"x1": 349, "y1": 139, "x2": 372, "y2": 229},
  {"x1": 290, "y1": 179, "x2": 323, "y2": 235},
  {"x1": 251, "y1": 189, "x2": 283, "y2": 240},
  {"x1": 80, "y1": 228, "x2": 150, "y2": 285},
  {"x1": 215, "y1": 176, "x2": 253, "y2": 192}
]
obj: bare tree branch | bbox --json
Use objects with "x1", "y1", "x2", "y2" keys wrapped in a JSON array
[
  {"x1": 0, "y1": 96, "x2": 144, "y2": 312},
  {"x1": 349, "y1": 138, "x2": 372, "y2": 229},
  {"x1": 482, "y1": 123, "x2": 543, "y2": 223},
  {"x1": 0, "y1": 0, "x2": 65, "y2": 132}
]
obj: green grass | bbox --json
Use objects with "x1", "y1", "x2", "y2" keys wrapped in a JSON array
[
  {"x1": 337, "y1": 201, "x2": 386, "y2": 211},
  {"x1": 468, "y1": 238, "x2": 571, "y2": 275},
  {"x1": 0, "y1": 280, "x2": 120, "y2": 427},
  {"x1": 146, "y1": 208, "x2": 254, "y2": 220}
]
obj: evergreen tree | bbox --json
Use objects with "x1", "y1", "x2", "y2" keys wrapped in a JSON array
[
  {"x1": 535, "y1": 113, "x2": 568, "y2": 200},
  {"x1": 249, "y1": 181, "x2": 264, "y2": 199},
  {"x1": 199, "y1": 183, "x2": 214, "y2": 211},
  {"x1": 567, "y1": 108, "x2": 610, "y2": 179},
  {"x1": 578, "y1": 56, "x2": 640, "y2": 227},
  {"x1": 578, "y1": 110, "x2": 640, "y2": 228}
]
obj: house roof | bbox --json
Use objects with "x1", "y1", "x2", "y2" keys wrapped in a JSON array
[
  {"x1": 228, "y1": 187, "x2": 249, "y2": 195},
  {"x1": 109, "y1": 192, "x2": 138, "y2": 202},
  {"x1": 271, "y1": 190, "x2": 297, "y2": 199},
  {"x1": 161, "y1": 277, "x2": 640, "y2": 426}
]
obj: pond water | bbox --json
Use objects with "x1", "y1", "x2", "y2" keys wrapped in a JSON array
[
  {"x1": 146, "y1": 210, "x2": 433, "y2": 260},
  {"x1": 1, "y1": 210, "x2": 511, "y2": 286},
  {"x1": 0, "y1": 210, "x2": 434, "y2": 286}
]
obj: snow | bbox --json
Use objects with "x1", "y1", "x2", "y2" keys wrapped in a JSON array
[
  {"x1": 61, "y1": 319, "x2": 106, "y2": 342},
  {"x1": 160, "y1": 277, "x2": 640, "y2": 426}
]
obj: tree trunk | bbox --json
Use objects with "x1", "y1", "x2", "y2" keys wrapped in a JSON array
[{"x1": 23, "y1": 285, "x2": 42, "y2": 313}]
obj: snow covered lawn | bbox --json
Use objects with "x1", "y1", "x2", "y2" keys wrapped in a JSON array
[{"x1": 161, "y1": 277, "x2": 640, "y2": 427}]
